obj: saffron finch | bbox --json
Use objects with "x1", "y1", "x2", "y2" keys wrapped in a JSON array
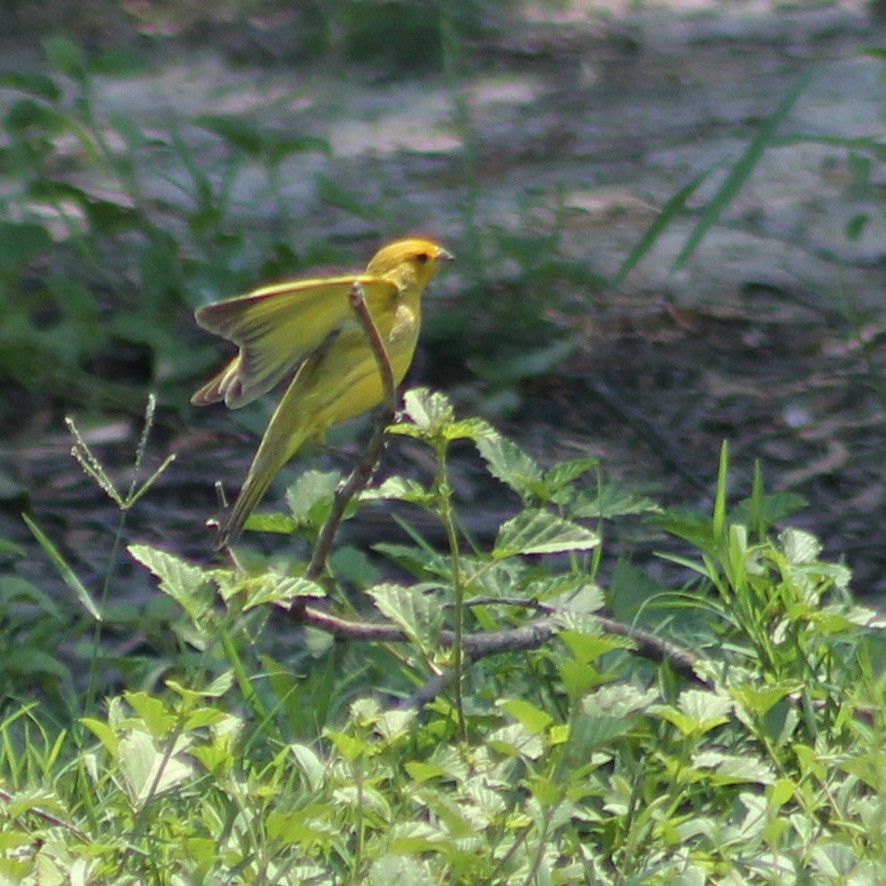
[{"x1": 192, "y1": 237, "x2": 453, "y2": 547}]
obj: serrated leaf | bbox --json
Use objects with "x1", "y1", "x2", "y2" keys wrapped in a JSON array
[
  {"x1": 367, "y1": 583, "x2": 440, "y2": 646},
  {"x1": 585, "y1": 684, "x2": 660, "y2": 718},
  {"x1": 569, "y1": 712, "x2": 632, "y2": 754},
  {"x1": 399, "y1": 388, "x2": 454, "y2": 434},
  {"x1": 732, "y1": 491, "x2": 808, "y2": 527},
  {"x1": 657, "y1": 690, "x2": 732, "y2": 736},
  {"x1": 543, "y1": 456, "x2": 600, "y2": 493},
  {"x1": 679, "y1": 689, "x2": 733, "y2": 722},
  {"x1": 443, "y1": 417, "x2": 495, "y2": 442},
  {"x1": 487, "y1": 723, "x2": 544, "y2": 759},
  {"x1": 493, "y1": 509, "x2": 600, "y2": 558},
  {"x1": 571, "y1": 486, "x2": 661, "y2": 519},
  {"x1": 559, "y1": 629, "x2": 631, "y2": 665},
  {"x1": 778, "y1": 528, "x2": 821, "y2": 565},
  {"x1": 364, "y1": 476, "x2": 433, "y2": 505},
  {"x1": 692, "y1": 751, "x2": 775, "y2": 786},
  {"x1": 369, "y1": 855, "x2": 434, "y2": 886},
  {"x1": 476, "y1": 434, "x2": 544, "y2": 499},
  {"x1": 243, "y1": 574, "x2": 325, "y2": 610},
  {"x1": 128, "y1": 544, "x2": 214, "y2": 621},
  {"x1": 286, "y1": 469, "x2": 340, "y2": 526}
]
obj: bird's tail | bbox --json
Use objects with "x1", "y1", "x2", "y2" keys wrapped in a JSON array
[{"x1": 215, "y1": 421, "x2": 309, "y2": 549}]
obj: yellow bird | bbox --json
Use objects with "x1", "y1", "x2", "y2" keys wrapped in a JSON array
[{"x1": 192, "y1": 237, "x2": 453, "y2": 547}]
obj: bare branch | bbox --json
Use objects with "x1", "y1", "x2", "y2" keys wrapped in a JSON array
[
  {"x1": 300, "y1": 603, "x2": 708, "y2": 709},
  {"x1": 295, "y1": 283, "x2": 398, "y2": 604}
]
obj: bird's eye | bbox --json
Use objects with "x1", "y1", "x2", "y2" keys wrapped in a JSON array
[{"x1": 415, "y1": 252, "x2": 429, "y2": 264}]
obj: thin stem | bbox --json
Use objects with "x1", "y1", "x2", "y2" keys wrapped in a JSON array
[
  {"x1": 300, "y1": 283, "x2": 396, "y2": 589},
  {"x1": 439, "y1": 463, "x2": 467, "y2": 743}
]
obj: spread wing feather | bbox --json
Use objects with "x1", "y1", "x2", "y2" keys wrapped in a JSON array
[{"x1": 192, "y1": 274, "x2": 399, "y2": 408}]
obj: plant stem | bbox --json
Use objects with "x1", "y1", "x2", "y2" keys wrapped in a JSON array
[
  {"x1": 301, "y1": 283, "x2": 395, "y2": 588},
  {"x1": 436, "y1": 443, "x2": 467, "y2": 744}
]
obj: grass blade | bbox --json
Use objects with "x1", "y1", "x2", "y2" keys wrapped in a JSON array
[
  {"x1": 673, "y1": 71, "x2": 814, "y2": 270},
  {"x1": 611, "y1": 166, "x2": 714, "y2": 288},
  {"x1": 23, "y1": 514, "x2": 102, "y2": 621}
]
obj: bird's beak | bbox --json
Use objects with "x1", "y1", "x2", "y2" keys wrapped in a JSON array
[{"x1": 437, "y1": 247, "x2": 455, "y2": 262}]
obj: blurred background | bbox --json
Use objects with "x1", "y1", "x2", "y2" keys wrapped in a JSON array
[{"x1": 2, "y1": 0, "x2": 886, "y2": 610}]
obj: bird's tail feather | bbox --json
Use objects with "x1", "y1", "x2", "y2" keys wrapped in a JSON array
[{"x1": 215, "y1": 424, "x2": 309, "y2": 549}]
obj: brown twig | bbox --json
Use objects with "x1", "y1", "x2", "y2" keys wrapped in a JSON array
[
  {"x1": 298, "y1": 283, "x2": 397, "y2": 593},
  {"x1": 301, "y1": 603, "x2": 708, "y2": 708},
  {"x1": 0, "y1": 787, "x2": 88, "y2": 840}
]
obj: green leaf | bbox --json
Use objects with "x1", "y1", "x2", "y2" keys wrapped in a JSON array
[
  {"x1": 476, "y1": 433, "x2": 544, "y2": 499},
  {"x1": 316, "y1": 172, "x2": 376, "y2": 220},
  {"x1": 80, "y1": 717, "x2": 119, "y2": 757},
  {"x1": 731, "y1": 490, "x2": 807, "y2": 529},
  {"x1": 0, "y1": 221, "x2": 53, "y2": 275},
  {"x1": 493, "y1": 509, "x2": 600, "y2": 558},
  {"x1": 559, "y1": 629, "x2": 630, "y2": 665},
  {"x1": 118, "y1": 730, "x2": 194, "y2": 807},
  {"x1": 571, "y1": 485, "x2": 661, "y2": 519},
  {"x1": 23, "y1": 514, "x2": 101, "y2": 621},
  {"x1": 286, "y1": 469, "x2": 340, "y2": 527},
  {"x1": 372, "y1": 542, "x2": 440, "y2": 575},
  {"x1": 498, "y1": 699, "x2": 553, "y2": 735},
  {"x1": 778, "y1": 528, "x2": 821, "y2": 565},
  {"x1": 124, "y1": 691, "x2": 177, "y2": 738},
  {"x1": 398, "y1": 388, "x2": 454, "y2": 434},
  {"x1": 442, "y1": 417, "x2": 495, "y2": 442},
  {"x1": 692, "y1": 751, "x2": 775, "y2": 786},
  {"x1": 242, "y1": 574, "x2": 325, "y2": 610},
  {"x1": 128, "y1": 544, "x2": 215, "y2": 622},
  {"x1": 657, "y1": 689, "x2": 732, "y2": 736},
  {"x1": 654, "y1": 506, "x2": 716, "y2": 550},
  {"x1": 364, "y1": 475, "x2": 434, "y2": 506},
  {"x1": 0, "y1": 71, "x2": 62, "y2": 102},
  {"x1": 611, "y1": 165, "x2": 714, "y2": 287},
  {"x1": 569, "y1": 712, "x2": 632, "y2": 755},
  {"x1": 367, "y1": 583, "x2": 440, "y2": 646},
  {"x1": 607, "y1": 559, "x2": 667, "y2": 622},
  {"x1": 674, "y1": 72, "x2": 813, "y2": 270},
  {"x1": 241, "y1": 511, "x2": 295, "y2": 536},
  {"x1": 543, "y1": 456, "x2": 600, "y2": 494},
  {"x1": 289, "y1": 743, "x2": 326, "y2": 793},
  {"x1": 368, "y1": 855, "x2": 434, "y2": 886},
  {"x1": 42, "y1": 36, "x2": 85, "y2": 79}
]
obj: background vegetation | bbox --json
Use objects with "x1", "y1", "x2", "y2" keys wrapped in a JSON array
[{"x1": 1, "y1": 1, "x2": 885, "y2": 883}]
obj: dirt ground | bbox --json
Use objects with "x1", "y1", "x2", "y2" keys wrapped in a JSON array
[{"x1": 4, "y1": 0, "x2": 886, "y2": 609}]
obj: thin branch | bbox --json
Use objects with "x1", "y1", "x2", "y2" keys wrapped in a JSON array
[
  {"x1": 300, "y1": 603, "x2": 708, "y2": 706},
  {"x1": 0, "y1": 787, "x2": 88, "y2": 840},
  {"x1": 296, "y1": 283, "x2": 397, "y2": 600}
]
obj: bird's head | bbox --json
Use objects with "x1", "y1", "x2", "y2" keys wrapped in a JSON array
[{"x1": 365, "y1": 237, "x2": 454, "y2": 290}]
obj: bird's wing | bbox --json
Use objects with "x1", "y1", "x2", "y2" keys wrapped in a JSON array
[{"x1": 193, "y1": 274, "x2": 399, "y2": 408}]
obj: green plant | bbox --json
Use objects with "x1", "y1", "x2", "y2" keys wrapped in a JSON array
[{"x1": 1, "y1": 390, "x2": 884, "y2": 883}]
